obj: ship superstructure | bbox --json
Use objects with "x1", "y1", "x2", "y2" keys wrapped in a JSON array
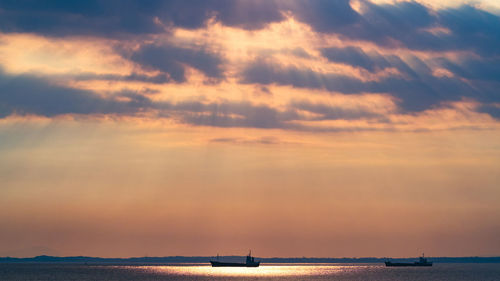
[{"x1": 210, "y1": 251, "x2": 260, "y2": 267}]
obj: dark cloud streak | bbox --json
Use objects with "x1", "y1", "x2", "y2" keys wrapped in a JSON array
[
  {"x1": 240, "y1": 58, "x2": 494, "y2": 112},
  {"x1": 289, "y1": 1, "x2": 500, "y2": 57},
  {"x1": 128, "y1": 44, "x2": 224, "y2": 82},
  {"x1": 0, "y1": 70, "x2": 143, "y2": 117},
  {"x1": 290, "y1": 100, "x2": 385, "y2": 121},
  {"x1": 1, "y1": 0, "x2": 498, "y2": 58},
  {"x1": 0, "y1": 69, "x2": 393, "y2": 130},
  {"x1": 71, "y1": 72, "x2": 170, "y2": 84},
  {"x1": 0, "y1": 0, "x2": 284, "y2": 37}
]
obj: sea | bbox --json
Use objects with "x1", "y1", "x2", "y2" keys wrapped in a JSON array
[{"x1": 1, "y1": 263, "x2": 500, "y2": 281}]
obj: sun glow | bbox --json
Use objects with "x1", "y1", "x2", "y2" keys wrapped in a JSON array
[{"x1": 136, "y1": 264, "x2": 368, "y2": 277}]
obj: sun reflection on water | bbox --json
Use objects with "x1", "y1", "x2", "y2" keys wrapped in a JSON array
[{"x1": 136, "y1": 264, "x2": 374, "y2": 277}]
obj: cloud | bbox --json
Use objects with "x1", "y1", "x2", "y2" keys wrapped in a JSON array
[
  {"x1": 0, "y1": 68, "x2": 391, "y2": 129},
  {"x1": 211, "y1": 0, "x2": 284, "y2": 30},
  {"x1": 288, "y1": 0, "x2": 360, "y2": 33},
  {"x1": 321, "y1": 46, "x2": 382, "y2": 72},
  {"x1": 1, "y1": 68, "x2": 495, "y2": 132},
  {"x1": 240, "y1": 58, "x2": 365, "y2": 94},
  {"x1": 435, "y1": 56, "x2": 500, "y2": 113},
  {"x1": 290, "y1": 100, "x2": 386, "y2": 121},
  {"x1": 127, "y1": 43, "x2": 224, "y2": 82},
  {"x1": 210, "y1": 136, "x2": 287, "y2": 145},
  {"x1": 319, "y1": 47, "x2": 500, "y2": 116},
  {"x1": 289, "y1": 1, "x2": 500, "y2": 57},
  {"x1": 1, "y1": 0, "x2": 498, "y2": 59},
  {"x1": 437, "y1": 5, "x2": 500, "y2": 56},
  {"x1": 438, "y1": 57, "x2": 500, "y2": 83},
  {"x1": 0, "y1": 69, "x2": 148, "y2": 117},
  {"x1": 171, "y1": 100, "x2": 298, "y2": 129},
  {"x1": 285, "y1": 0, "x2": 436, "y2": 49},
  {"x1": 0, "y1": 69, "x2": 294, "y2": 128},
  {"x1": 321, "y1": 46, "x2": 433, "y2": 80},
  {"x1": 0, "y1": 0, "x2": 165, "y2": 37},
  {"x1": 2, "y1": 0, "x2": 499, "y2": 123},
  {"x1": 0, "y1": 0, "x2": 284, "y2": 37},
  {"x1": 478, "y1": 103, "x2": 500, "y2": 119},
  {"x1": 72, "y1": 72, "x2": 170, "y2": 84},
  {"x1": 240, "y1": 58, "x2": 492, "y2": 112}
]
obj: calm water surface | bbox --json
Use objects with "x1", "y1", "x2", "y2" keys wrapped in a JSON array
[{"x1": 1, "y1": 263, "x2": 500, "y2": 281}]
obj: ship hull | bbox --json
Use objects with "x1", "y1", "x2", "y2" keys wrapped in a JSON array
[
  {"x1": 385, "y1": 262, "x2": 432, "y2": 267},
  {"x1": 210, "y1": 261, "x2": 260, "y2": 267}
]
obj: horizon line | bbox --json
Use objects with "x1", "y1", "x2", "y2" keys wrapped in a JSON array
[{"x1": 2, "y1": 255, "x2": 500, "y2": 260}]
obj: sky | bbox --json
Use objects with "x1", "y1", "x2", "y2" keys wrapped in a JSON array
[{"x1": 0, "y1": 0, "x2": 499, "y2": 258}]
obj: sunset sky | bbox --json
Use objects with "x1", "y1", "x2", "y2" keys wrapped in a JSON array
[{"x1": 0, "y1": 0, "x2": 499, "y2": 258}]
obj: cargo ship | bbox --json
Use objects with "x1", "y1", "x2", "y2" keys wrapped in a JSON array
[
  {"x1": 385, "y1": 254, "x2": 432, "y2": 267},
  {"x1": 210, "y1": 251, "x2": 260, "y2": 267}
]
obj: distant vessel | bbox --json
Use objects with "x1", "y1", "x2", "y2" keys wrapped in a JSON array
[
  {"x1": 210, "y1": 251, "x2": 260, "y2": 267},
  {"x1": 385, "y1": 254, "x2": 432, "y2": 267}
]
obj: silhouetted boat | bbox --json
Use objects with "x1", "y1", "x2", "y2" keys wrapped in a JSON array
[
  {"x1": 210, "y1": 251, "x2": 260, "y2": 267},
  {"x1": 385, "y1": 254, "x2": 432, "y2": 266}
]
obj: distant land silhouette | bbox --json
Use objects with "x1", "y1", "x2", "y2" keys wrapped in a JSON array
[{"x1": 1, "y1": 255, "x2": 499, "y2": 264}]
